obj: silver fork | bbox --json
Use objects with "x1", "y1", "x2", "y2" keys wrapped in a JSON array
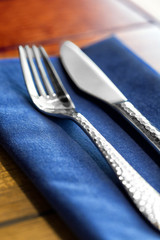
[{"x1": 19, "y1": 45, "x2": 160, "y2": 230}]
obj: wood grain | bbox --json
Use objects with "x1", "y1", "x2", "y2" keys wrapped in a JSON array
[
  {"x1": 0, "y1": 147, "x2": 77, "y2": 239},
  {"x1": 0, "y1": 0, "x2": 145, "y2": 49},
  {"x1": 0, "y1": 147, "x2": 51, "y2": 223},
  {"x1": 0, "y1": 214, "x2": 76, "y2": 240}
]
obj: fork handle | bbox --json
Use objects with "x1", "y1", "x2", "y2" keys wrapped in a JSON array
[
  {"x1": 70, "y1": 111, "x2": 160, "y2": 230},
  {"x1": 114, "y1": 101, "x2": 160, "y2": 152}
]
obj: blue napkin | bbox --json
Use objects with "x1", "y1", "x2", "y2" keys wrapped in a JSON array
[{"x1": 0, "y1": 37, "x2": 160, "y2": 240}]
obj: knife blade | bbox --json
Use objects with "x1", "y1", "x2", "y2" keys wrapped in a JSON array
[{"x1": 60, "y1": 41, "x2": 160, "y2": 152}]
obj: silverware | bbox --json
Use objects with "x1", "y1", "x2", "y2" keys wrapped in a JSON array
[
  {"x1": 60, "y1": 41, "x2": 160, "y2": 153},
  {"x1": 19, "y1": 45, "x2": 160, "y2": 230}
]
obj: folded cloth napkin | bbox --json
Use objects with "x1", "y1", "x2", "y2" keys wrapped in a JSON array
[{"x1": 0, "y1": 37, "x2": 160, "y2": 240}]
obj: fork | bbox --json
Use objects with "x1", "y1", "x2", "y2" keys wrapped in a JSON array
[{"x1": 19, "y1": 45, "x2": 160, "y2": 230}]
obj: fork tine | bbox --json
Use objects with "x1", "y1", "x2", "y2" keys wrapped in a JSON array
[
  {"x1": 32, "y1": 46, "x2": 54, "y2": 96},
  {"x1": 19, "y1": 46, "x2": 39, "y2": 98},
  {"x1": 25, "y1": 46, "x2": 46, "y2": 97},
  {"x1": 39, "y1": 46, "x2": 67, "y2": 97}
]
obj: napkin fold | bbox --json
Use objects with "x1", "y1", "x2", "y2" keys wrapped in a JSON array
[{"x1": 0, "y1": 37, "x2": 160, "y2": 240}]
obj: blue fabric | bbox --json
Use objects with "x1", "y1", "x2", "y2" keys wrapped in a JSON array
[{"x1": 0, "y1": 37, "x2": 160, "y2": 240}]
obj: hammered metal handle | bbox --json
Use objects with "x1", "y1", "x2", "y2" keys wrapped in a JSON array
[
  {"x1": 70, "y1": 111, "x2": 160, "y2": 230},
  {"x1": 114, "y1": 101, "x2": 160, "y2": 152}
]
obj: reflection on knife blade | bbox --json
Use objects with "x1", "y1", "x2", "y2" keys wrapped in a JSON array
[{"x1": 60, "y1": 41, "x2": 160, "y2": 153}]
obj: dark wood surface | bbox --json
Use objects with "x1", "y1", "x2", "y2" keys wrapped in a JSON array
[{"x1": 0, "y1": 0, "x2": 160, "y2": 239}]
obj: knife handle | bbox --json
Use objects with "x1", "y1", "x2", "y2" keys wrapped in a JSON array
[
  {"x1": 71, "y1": 111, "x2": 160, "y2": 230},
  {"x1": 114, "y1": 101, "x2": 160, "y2": 152}
]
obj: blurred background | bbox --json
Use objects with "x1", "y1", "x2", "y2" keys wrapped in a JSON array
[
  {"x1": 0, "y1": 0, "x2": 160, "y2": 239},
  {"x1": 0, "y1": 0, "x2": 160, "y2": 72}
]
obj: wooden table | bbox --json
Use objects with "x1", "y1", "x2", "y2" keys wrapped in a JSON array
[{"x1": 0, "y1": 1, "x2": 160, "y2": 239}]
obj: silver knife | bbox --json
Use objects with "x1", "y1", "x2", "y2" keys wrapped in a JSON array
[{"x1": 60, "y1": 41, "x2": 160, "y2": 153}]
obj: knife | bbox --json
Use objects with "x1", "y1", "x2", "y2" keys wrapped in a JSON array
[{"x1": 60, "y1": 41, "x2": 160, "y2": 152}]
